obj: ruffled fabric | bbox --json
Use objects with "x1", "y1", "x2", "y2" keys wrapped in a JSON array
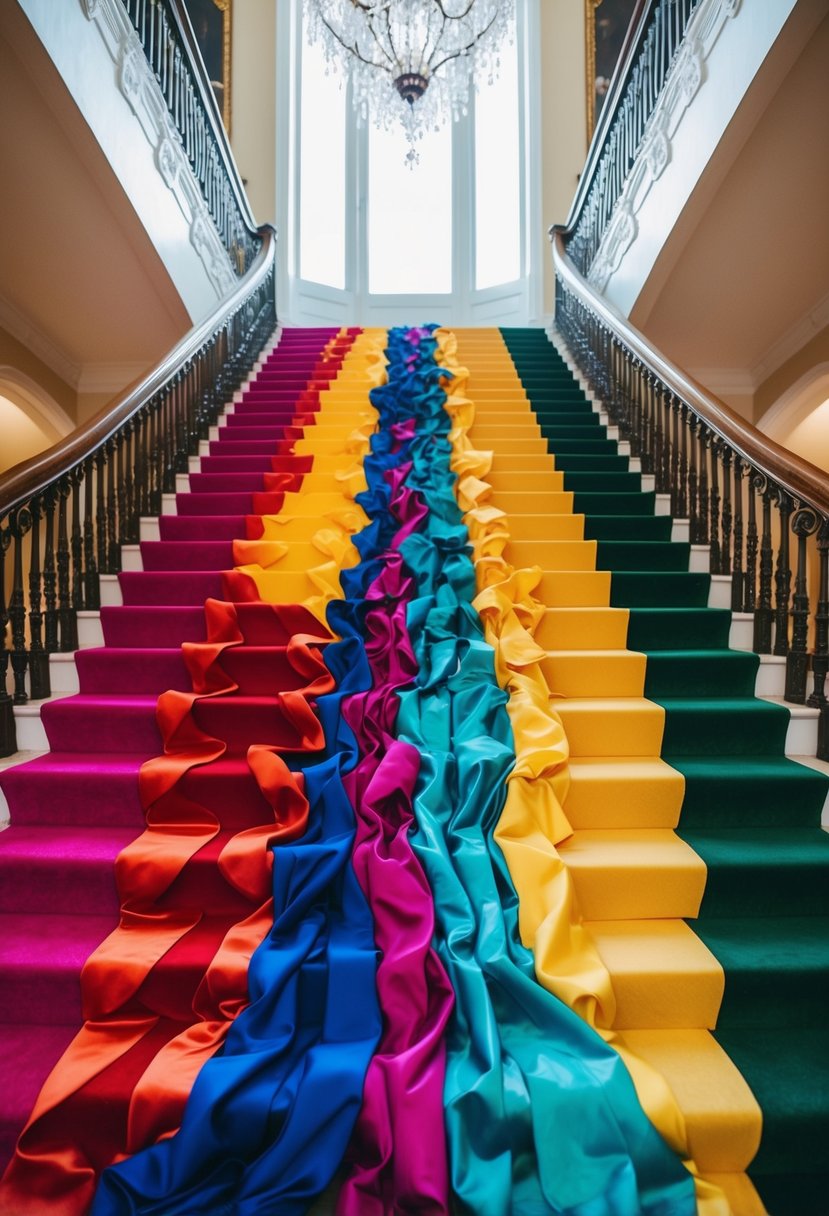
[{"x1": 392, "y1": 328, "x2": 697, "y2": 1215}]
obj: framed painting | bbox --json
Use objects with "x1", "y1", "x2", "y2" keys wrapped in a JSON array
[
  {"x1": 585, "y1": 0, "x2": 638, "y2": 141},
  {"x1": 185, "y1": 0, "x2": 233, "y2": 135}
]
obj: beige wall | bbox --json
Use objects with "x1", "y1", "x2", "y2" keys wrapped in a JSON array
[
  {"x1": 540, "y1": 0, "x2": 588, "y2": 314},
  {"x1": 0, "y1": 324, "x2": 77, "y2": 422},
  {"x1": 231, "y1": 0, "x2": 277, "y2": 226},
  {"x1": 755, "y1": 323, "x2": 829, "y2": 421}
]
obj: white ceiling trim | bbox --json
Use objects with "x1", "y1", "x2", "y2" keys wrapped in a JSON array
[
  {"x1": 0, "y1": 293, "x2": 81, "y2": 388},
  {"x1": 750, "y1": 288, "x2": 829, "y2": 386},
  {"x1": 76, "y1": 362, "x2": 149, "y2": 393}
]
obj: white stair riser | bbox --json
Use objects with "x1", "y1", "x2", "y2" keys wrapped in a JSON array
[
  {"x1": 689, "y1": 546, "x2": 710, "y2": 573},
  {"x1": 755, "y1": 657, "x2": 786, "y2": 697},
  {"x1": 48, "y1": 655, "x2": 80, "y2": 694},
  {"x1": 140, "y1": 518, "x2": 160, "y2": 542},
  {"x1": 655, "y1": 494, "x2": 671, "y2": 516},
  {"x1": 77, "y1": 611, "x2": 104, "y2": 648},
  {"x1": 12, "y1": 708, "x2": 49, "y2": 752},
  {"x1": 671, "y1": 519, "x2": 690, "y2": 543},
  {"x1": 729, "y1": 614, "x2": 754, "y2": 651},
  {"x1": 162, "y1": 494, "x2": 177, "y2": 515},
  {"x1": 121, "y1": 546, "x2": 143, "y2": 573},
  {"x1": 176, "y1": 474, "x2": 190, "y2": 494},
  {"x1": 708, "y1": 574, "x2": 732, "y2": 608},
  {"x1": 99, "y1": 575, "x2": 123, "y2": 607}
]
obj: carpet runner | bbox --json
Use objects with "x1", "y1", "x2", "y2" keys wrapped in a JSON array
[{"x1": 0, "y1": 325, "x2": 826, "y2": 1216}]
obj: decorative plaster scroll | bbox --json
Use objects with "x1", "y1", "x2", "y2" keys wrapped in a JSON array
[
  {"x1": 78, "y1": 0, "x2": 234, "y2": 296},
  {"x1": 588, "y1": 0, "x2": 742, "y2": 292}
]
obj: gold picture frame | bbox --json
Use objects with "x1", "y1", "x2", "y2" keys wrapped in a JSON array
[{"x1": 585, "y1": 0, "x2": 603, "y2": 145}]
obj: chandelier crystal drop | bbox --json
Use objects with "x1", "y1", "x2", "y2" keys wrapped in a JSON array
[{"x1": 304, "y1": 1, "x2": 515, "y2": 160}]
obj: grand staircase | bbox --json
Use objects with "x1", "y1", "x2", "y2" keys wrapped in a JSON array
[{"x1": 0, "y1": 325, "x2": 827, "y2": 1216}]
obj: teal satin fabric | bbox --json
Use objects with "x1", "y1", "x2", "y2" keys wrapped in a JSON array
[{"x1": 395, "y1": 349, "x2": 697, "y2": 1216}]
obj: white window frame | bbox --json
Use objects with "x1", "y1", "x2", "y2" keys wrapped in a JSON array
[{"x1": 276, "y1": 0, "x2": 542, "y2": 328}]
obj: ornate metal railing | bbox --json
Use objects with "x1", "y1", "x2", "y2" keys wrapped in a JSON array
[
  {"x1": 0, "y1": 231, "x2": 276, "y2": 757},
  {"x1": 565, "y1": 0, "x2": 701, "y2": 275},
  {"x1": 121, "y1": 0, "x2": 260, "y2": 274},
  {"x1": 552, "y1": 230, "x2": 829, "y2": 758}
]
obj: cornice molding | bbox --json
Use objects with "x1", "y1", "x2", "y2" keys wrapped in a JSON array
[
  {"x1": 76, "y1": 362, "x2": 150, "y2": 393},
  {"x1": 0, "y1": 294, "x2": 81, "y2": 388},
  {"x1": 79, "y1": 0, "x2": 236, "y2": 297},
  {"x1": 751, "y1": 289, "x2": 829, "y2": 387},
  {"x1": 588, "y1": 0, "x2": 741, "y2": 292}
]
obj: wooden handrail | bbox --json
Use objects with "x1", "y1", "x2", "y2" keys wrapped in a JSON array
[
  {"x1": 551, "y1": 228, "x2": 829, "y2": 515},
  {"x1": 0, "y1": 226, "x2": 275, "y2": 519}
]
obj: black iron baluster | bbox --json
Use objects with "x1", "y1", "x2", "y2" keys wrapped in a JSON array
[
  {"x1": 43, "y1": 490, "x2": 59, "y2": 655},
  {"x1": 70, "y1": 468, "x2": 83, "y2": 613},
  {"x1": 745, "y1": 472, "x2": 759, "y2": 614},
  {"x1": 755, "y1": 481, "x2": 774, "y2": 652},
  {"x1": 731, "y1": 459, "x2": 745, "y2": 613},
  {"x1": 687, "y1": 414, "x2": 700, "y2": 541},
  {"x1": 708, "y1": 436, "x2": 721, "y2": 575},
  {"x1": 0, "y1": 519, "x2": 16, "y2": 756},
  {"x1": 676, "y1": 401, "x2": 688, "y2": 518},
  {"x1": 8, "y1": 509, "x2": 30, "y2": 704},
  {"x1": 808, "y1": 520, "x2": 829, "y2": 761},
  {"x1": 84, "y1": 455, "x2": 100, "y2": 612},
  {"x1": 773, "y1": 490, "x2": 792, "y2": 657},
  {"x1": 786, "y1": 507, "x2": 818, "y2": 702},
  {"x1": 720, "y1": 447, "x2": 732, "y2": 577},
  {"x1": 697, "y1": 422, "x2": 709, "y2": 546},
  {"x1": 57, "y1": 479, "x2": 77, "y2": 651},
  {"x1": 27, "y1": 499, "x2": 50, "y2": 700},
  {"x1": 106, "y1": 441, "x2": 119, "y2": 572}
]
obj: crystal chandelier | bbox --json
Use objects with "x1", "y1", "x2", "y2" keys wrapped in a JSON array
[{"x1": 304, "y1": 1, "x2": 514, "y2": 160}]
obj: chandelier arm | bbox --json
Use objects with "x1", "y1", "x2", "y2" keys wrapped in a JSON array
[
  {"x1": 318, "y1": 10, "x2": 394, "y2": 73},
  {"x1": 428, "y1": 8, "x2": 500, "y2": 73},
  {"x1": 365, "y1": 8, "x2": 398, "y2": 71},
  {"x1": 381, "y1": 5, "x2": 403, "y2": 73},
  {"x1": 433, "y1": 0, "x2": 480, "y2": 21}
]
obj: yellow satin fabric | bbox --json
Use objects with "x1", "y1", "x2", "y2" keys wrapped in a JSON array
[{"x1": 435, "y1": 327, "x2": 732, "y2": 1216}]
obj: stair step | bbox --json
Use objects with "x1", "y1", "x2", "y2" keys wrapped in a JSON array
[
  {"x1": 684, "y1": 827, "x2": 829, "y2": 917},
  {"x1": 598, "y1": 540, "x2": 691, "y2": 572},
  {"x1": 0, "y1": 752, "x2": 148, "y2": 827},
  {"x1": 559, "y1": 828, "x2": 706, "y2": 918},
  {"x1": 610, "y1": 571, "x2": 711, "y2": 607},
  {"x1": 673, "y1": 755, "x2": 829, "y2": 829},
  {"x1": 584, "y1": 515, "x2": 673, "y2": 541},
  {"x1": 75, "y1": 648, "x2": 190, "y2": 694},
  {"x1": 658, "y1": 697, "x2": 790, "y2": 756},
  {"x1": 621, "y1": 1028, "x2": 761, "y2": 1172},
  {"x1": 627, "y1": 607, "x2": 732, "y2": 650},
  {"x1": 0, "y1": 912, "x2": 116, "y2": 1024},
  {"x1": 100, "y1": 606, "x2": 207, "y2": 647},
  {"x1": 0, "y1": 827, "x2": 132, "y2": 914},
  {"x1": 540, "y1": 649, "x2": 646, "y2": 698},
  {"x1": 587, "y1": 918, "x2": 723, "y2": 1028},
  {"x1": 565, "y1": 756, "x2": 684, "y2": 829},
  {"x1": 535, "y1": 606, "x2": 630, "y2": 650},
  {"x1": 554, "y1": 697, "x2": 664, "y2": 756},
  {"x1": 644, "y1": 649, "x2": 760, "y2": 698}
]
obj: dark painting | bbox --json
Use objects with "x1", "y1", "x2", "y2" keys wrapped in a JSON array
[
  {"x1": 590, "y1": 0, "x2": 638, "y2": 134},
  {"x1": 184, "y1": 0, "x2": 231, "y2": 133}
]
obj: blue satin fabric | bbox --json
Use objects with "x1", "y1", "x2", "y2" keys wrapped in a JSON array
[{"x1": 394, "y1": 331, "x2": 697, "y2": 1215}]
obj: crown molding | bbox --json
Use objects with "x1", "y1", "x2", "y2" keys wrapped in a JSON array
[
  {"x1": 686, "y1": 367, "x2": 758, "y2": 396},
  {"x1": 750, "y1": 289, "x2": 829, "y2": 387},
  {"x1": 0, "y1": 293, "x2": 81, "y2": 388},
  {"x1": 76, "y1": 362, "x2": 149, "y2": 394}
]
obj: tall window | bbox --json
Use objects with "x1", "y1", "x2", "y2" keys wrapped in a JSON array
[{"x1": 278, "y1": 0, "x2": 541, "y2": 326}]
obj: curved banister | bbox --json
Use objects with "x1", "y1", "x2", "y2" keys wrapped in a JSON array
[
  {"x1": 0, "y1": 227, "x2": 275, "y2": 518},
  {"x1": 551, "y1": 228, "x2": 829, "y2": 516}
]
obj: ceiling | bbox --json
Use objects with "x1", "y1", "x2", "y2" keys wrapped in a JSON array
[{"x1": 0, "y1": 7, "x2": 190, "y2": 390}]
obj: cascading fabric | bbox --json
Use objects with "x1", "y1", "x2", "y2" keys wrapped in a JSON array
[{"x1": 2, "y1": 325, "x2": 703, "y2": 1216}]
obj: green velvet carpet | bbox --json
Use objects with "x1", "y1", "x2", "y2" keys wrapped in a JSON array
[{"x1": 501, "y1": 327, "x2": 829, "y2": 1216}]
